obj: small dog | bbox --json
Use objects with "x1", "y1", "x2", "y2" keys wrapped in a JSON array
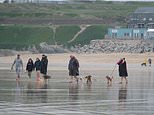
[
  {"x1": 43, "y1": 75, "x2": 51, "y2": 79},
  {"x1": 141, "y1": 63, "x2": 146, "y2": 66},
  {"x1": 106, "y1": 75, "x2": 113, "y2": 85},
  {"x1": 42, "y1": 75, "x2": 51, "y2": 84},
  {"x1": 85, "y1": 75, "x2": 92, "y2": 83}
]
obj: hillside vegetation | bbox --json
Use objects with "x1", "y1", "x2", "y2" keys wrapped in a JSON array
[
  {"x1": 0, "y1": 2, "x2": 154, "y2": 50},
  {"x1": 0, "y1": 25, "x2": 53, "y2": 49},
  {"x1": 1, "y1": 2, "x2": 154, "y2": 19}
]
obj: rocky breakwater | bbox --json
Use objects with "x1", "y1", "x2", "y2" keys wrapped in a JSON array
[{"x1": 70, "y1": 39, "x2": 154, "y2": 53}]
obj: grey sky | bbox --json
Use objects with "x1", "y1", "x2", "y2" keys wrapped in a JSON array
[{"x1": 1, "y1": 0, "x2": 154, "y2": 2}]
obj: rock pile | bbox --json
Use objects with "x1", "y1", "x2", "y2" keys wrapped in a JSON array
[{"x1": 70, "y1": 39, "x2": 154, "y2": 53}]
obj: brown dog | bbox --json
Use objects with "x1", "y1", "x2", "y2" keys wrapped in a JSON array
[
  {"x1": 43, "y1": 75, "x2": 51, "y2": 79},
  {"x1": 106, "y1": 75, "x2": 113, "y2": 85},
  {"x1": 141, "y1": 63, "x2": 146, "y2": 66},
  {"x1": 85, "y1": 75, "x2": 92, "y2": 83},
  {"x1": 42, "y1": 75, "x2": 51, "y2": 84}
]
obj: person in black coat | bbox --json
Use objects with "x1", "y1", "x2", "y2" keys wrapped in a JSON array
[
  {"x1": 40, "y1": 55, "x2": 48, "y2": 75},
  {"x1": 34, "y1": 58, "x2": 41, "y2": 80},
  {"x1": 26, "y1": 58, "x2": 34, "y2": 79},
  {"x1": 68, "y1": 55, "x2": 79, "y2": 82},
  {"x1": 117, "y1": 58, "x2": 128, "y2": 84}
]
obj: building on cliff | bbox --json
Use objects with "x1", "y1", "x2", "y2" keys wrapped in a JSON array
[
  {"x1": 127, "y1": 7, "x2": 154, "y2": 29},
  {"x1": 107, "y1": 28, "x2": 146, "y2": 39},
  {"x1": 107, "y1": 7, "x2": 154, "y2": 39}
]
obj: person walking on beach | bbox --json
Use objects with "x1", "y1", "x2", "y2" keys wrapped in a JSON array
[
  {"x1": 26, "y1": 58, "x2": 34, "y2": 79},
  {"x1": 117, "y1": 58, "x2": 128, "y2": 84},
  {"x1": 40, "y1": 55, "x2": 48, "y2": 76},
  {"x1": 34, "y1": 57, "x2": 41, "y2": 81},
  {"x1": 148, "y1": 58, "x2": 152, "y2": 66},
  {"x1": 68, "y1": 55, "x2": 80, "y2": 82},
  {"x1": 11, "y1": 54, "x2": 23, "y2": 81}
]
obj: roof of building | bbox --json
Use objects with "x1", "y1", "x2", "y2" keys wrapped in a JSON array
[
  {"x1": 135, "y1": 7, "x2": 154, "y2": 13},
  {"x1": 147, "y1": 29, "x2": 154, "y2": 32}
]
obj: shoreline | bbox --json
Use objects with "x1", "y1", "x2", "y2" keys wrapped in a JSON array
[
  {"x1": 0, "y1": 52, "x2": 153, "y2": 63},
  {"x1": 0, "y1": 52, "x2": 153, "y2": 70}
]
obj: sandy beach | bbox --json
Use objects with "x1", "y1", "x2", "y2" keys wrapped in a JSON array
[
  {"x1": 0, "y1": 53, "x2": 154, "y2": 115},
  {"x1": 0, "y1": 53, "x2": 154, "y2": 69},
  {"x1": 0, "y1": 52, "x2": 153, "y2": 70}
]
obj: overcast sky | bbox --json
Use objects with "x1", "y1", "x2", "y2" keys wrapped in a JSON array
[
  {"x1": 1, "y1": 0, "x2": 154, "y2": 2},
  {"x1": 105, "y1": 0, "x2": 154, "y2": 1}
]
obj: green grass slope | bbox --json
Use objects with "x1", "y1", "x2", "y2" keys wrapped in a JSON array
[
  {"x1": 55, "y1": 25, "x2": 80, "y2": 45},
  {"x1": 0, "y1": 25, "x2": 108, "y2": 49},
  {"x1": 0, "y1": 25, "x2": 53, "y2": 49},
  {"x1": 0, "y1": 2, "x2": 154, "y2": 20},
  {"x1": 1, "y1": 1, "x2": 154, "y2": 50},
  {"x1": 71, "y1": 25, "x2": 108, "y2": 46}
]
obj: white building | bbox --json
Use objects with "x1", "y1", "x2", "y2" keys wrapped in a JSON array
[{"x1": 146, "y1": 29, "x2": 154, "y2": 39}]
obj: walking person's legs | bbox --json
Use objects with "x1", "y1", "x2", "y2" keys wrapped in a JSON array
[
  {"x1": 69, "y1": 69, "x2": 74, "y2": 82},
  {"x1": 70, "y1": 76, "x2": 73, "y2": 80},
  {"x1": 28, "y1": 71, "x2": 32, "y2": 79},
  {"x1": 120, "y1": 77, "x2": 128, "y2": 84},
  {"x1": 16, "y1": 67, "x2": 21, "y2": 81},
  {"x1": 17, "y1": 73, "x2": 20, "y2": 81},
  {"x1": 36, "y1": 71, "x2": 40, "y2": 81},
  {"x1": 74, "y1": 76, "x2": 79, "y2": 83},
  {"x1": 119, "y1": 77, "x2": 123, "y2": 84},
  {"x1": 74, "y1": 69, "x2": 79, "y2": 83},
  {"x1": 124, "y1": 77, "x2": 128, "y2": 84}
]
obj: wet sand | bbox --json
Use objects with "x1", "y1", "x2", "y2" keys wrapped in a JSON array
[{"x1": 0, "y1": 53, "x2": 154, "y2": 114}]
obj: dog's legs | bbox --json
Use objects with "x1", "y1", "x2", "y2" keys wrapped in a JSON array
[
  {"x1": 106, "y1": 76, "x2": 112, "y2": 86},
  {"x1": 107, "y1": 79, "x2": 110, "y2": 84},
  {"x1": 87, "y1": 79, "x2": 92, "y2": 84}
]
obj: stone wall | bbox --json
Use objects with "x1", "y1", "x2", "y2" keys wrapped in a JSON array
[{"x1": 70, "y1": 39, "x2": 154, "y2": 53}]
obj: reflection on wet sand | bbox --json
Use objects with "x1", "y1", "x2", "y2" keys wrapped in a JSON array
[
  {"x1": 15, "y1": 81, "x2": 23, "y2": 103},
  {"x1": 26, "y1": 80, "x2": 48, "y2": 103},
  {"x1": 1, "y1": 67, "x2": 154, "y2": 114},
  {"x1": 119, "y1": 84, "x2": 127, "y2": 101},
  {"x1": 118, "y1": 84, "x2": 127, "y2": 111},
  {"x1": 69, "y1": 82, "x2": 79, "y2": 100}
]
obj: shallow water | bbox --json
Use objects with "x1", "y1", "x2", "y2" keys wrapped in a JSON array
[{"x1": 0, "y1": 64, "x2": 154, "y2": 115}]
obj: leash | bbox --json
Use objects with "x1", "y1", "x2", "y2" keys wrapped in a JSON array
[{"x1": 110, "y1": 64, "x2": 117, "y2": 79}]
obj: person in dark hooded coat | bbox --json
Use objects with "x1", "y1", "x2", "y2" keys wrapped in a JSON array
[
  {"x1": 68, "y1": 55, "x2": 79, "y2": 82},
  {"x1": 26, "y1": 58, "x2": 34, "y2": 79},
  {"x1": 40, "y1": 55, "x2": 48, "y2": 75},
  {"x1": 34, "y1": 58, "x2": 41, "y2": 81},
  {"x1": 117, "y1": 58, "x2": 128, "y2": 84}
]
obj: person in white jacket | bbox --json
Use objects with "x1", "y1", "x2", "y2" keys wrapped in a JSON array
[{"x1": 11, "y1": 54, "x2": 23, "y2": 81}]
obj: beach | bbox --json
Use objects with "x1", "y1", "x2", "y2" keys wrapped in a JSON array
[
  {"x1": 0, "y1": 53, "x2": 154, "y2": 114},
  {"x1": 0, "y1": 52, "x2": 153, "y2": 70}
]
